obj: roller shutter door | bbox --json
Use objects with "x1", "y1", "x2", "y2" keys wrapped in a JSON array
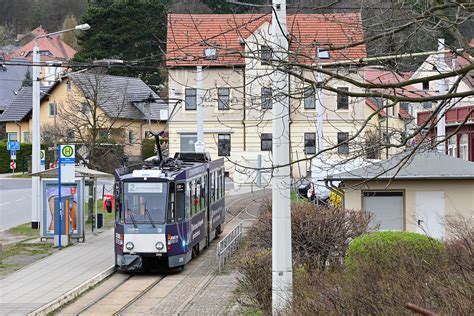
[{"x1": 363, "y1": 191, "x2": 404, "y2": 231}]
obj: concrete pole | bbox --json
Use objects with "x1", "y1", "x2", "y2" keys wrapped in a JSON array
[
  {"x1": 195, "y1": 65, "x2": 205, "y2": 152},
  {"x1": 271, "y1": 1, "x2": 292, "y2": 313},
  {"x1": 31, "y1": 40, "x2": 41, "y2": 228},
  {"x1": 436, "y1": 39, "x2": 447, "y2": 153}
]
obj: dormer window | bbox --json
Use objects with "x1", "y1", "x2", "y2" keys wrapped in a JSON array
[
  {"x1": 317, "y1": 47, "x2": 330, "y2": 59},
  {"x1": 260, "y1": 45, "x2": 272, "y2": 64},
  {"x1": 204, "y1": 47, "x2": 217, "y2": 60}
]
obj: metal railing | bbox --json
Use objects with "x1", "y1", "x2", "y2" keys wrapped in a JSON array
[{"x1": 217, "y1": 221, "x2": 244, "y2": 273}]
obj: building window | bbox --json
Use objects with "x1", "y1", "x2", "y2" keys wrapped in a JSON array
[
  {"x1": 460, "y1": 134, "x2": 468, "y2": 160},
  {"x1": 337, "y1": 132, "x2": 349, "y2": 154},
  {"x1": 316, "y1": 47, "x2": 330, "y2": 59},
  {"x1": 218, "y1": 134, "x2": 231, "y2": 157},
  {"x1": 217, "y1": 88, "x2": 230, "y2": 110},
  {"x1": 185, "y1": 88, "x2": 197, "y2": 110},
  {"x1": 422, "y1": 101, "x2": 432, "y2": 109},
  {"x1": 337, "y1": 87, "x2": 349, "y2": 110},
  {"x1": 99, "y1": 130, "x2": 110, "y2": 140},
  {"x1": 180, "y1": 133, "x2": 197, "y2": 152},
  {"x1": 128, "y1": 130, "x2": 134, "y2": 144},
  {"x1": 260, "y1": 45, "x2": 272, "y2": 64},
  {"x1": 447, "y1": 136, "x2": 457, "y2": 157},
  {"x1": 66, "y1": 129, "x2": 74, "y2": 141},
  {"x1": 7, "y1": 132, "x2": 18, "y2": 142},
  {"x1": 422, "y1": 81, "x2": 429, "y2": 90},
  {"x1": 80, "y1": 102, "x2": 90, "y2": 115},
  {"x1": 304, "y1": 87, "x2": 315, "y2": 109},
  {"x1": 204, "y1": 47, "x2": 217, "y2": 60},
  {"x1": 48, "y1": 102, "x2": 57, "y2": 117},
  {"x1": 261, "y1": 133, "x2": 272, "y2": 151},
  {"x1": 23, "y1": 131, "x2": 30, "y2": 143},
  {"x1": 304, "y1": 133, "x2": 316, "y2": 155},
  {"x1": 261, "y1": 87, "x2": 272, "y2": 110}
]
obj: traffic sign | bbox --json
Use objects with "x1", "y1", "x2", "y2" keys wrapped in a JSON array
[
  {"x1": 7, "y1": 141, "x2": 20, "y2": 151},
  {"x1": 10, "y1": 150, "x2": 16, "y2": 160},
  {"x1": 59, "y1": 144, "x2": 75, "y2": 183},
  {"x1": 10, "y1": 161, "x2": 16, "y2": 170},
  {"x1": 40, "y1": 150, "x2": 46, "y2": 171}
]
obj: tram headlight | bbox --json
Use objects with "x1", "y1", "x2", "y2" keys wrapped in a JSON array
[
  {"x1": 125, "y1": 242, "x2": 134, "y2": 251},
  {"x1": 155, "y1": 241, "x2": 165, "y2": 251}
]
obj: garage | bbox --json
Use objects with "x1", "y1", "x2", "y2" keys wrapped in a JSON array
[
  {"x1": 327, "y1": 150, "x2": 474, "y2": 239},
  {"x1": 363, "y1": 191, "x2": 404, "y2": 231}
]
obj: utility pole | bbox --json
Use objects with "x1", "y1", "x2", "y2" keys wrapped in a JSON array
[
  {"x1": 30, "y1": 24, "x2": 90, "y2": 229},
  {"x1": 31, "y1": 42, "x2": 40, "y2": 229},
  {"x1": 195, "y1": 65, "x2": 205, "y2": 152},
  {"x1": 436, "y1": 38, "x2": 447, "y2": 154},
  {"x1": 271, "y1": 0, "x2": 292, "y2": 313}
]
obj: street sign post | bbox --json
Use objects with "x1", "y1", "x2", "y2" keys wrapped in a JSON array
[
  {"x1": 7, "y1": 141, "x2": 20, "y2": 151},
  {"x1": 40, "y1": 150, "x2": 45, "y2": 171},
  {"x1": 10, "y1": 150, "x2": 16, "y2": 160},
  {"x1": 10, "y1": 161, "x2": 16, "y2": 170},
  {"x1": 55, "y1": 144, "x2": 75, "y2": 248}
]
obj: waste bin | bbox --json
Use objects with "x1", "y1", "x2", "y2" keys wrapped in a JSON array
[{"x1": 97, "y1": 213, "x2": 104, "y2": 229}]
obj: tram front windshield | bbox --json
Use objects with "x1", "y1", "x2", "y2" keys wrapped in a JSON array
[{"x1": 123, "y1": 182, "x2": 167, "y2": 224}]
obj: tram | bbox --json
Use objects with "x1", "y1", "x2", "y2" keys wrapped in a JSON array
[{"x1": 113, "y1": 132, "x2": 225, "y2": 271}]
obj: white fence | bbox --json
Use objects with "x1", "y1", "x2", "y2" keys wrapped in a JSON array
[{"x1": 217, "y1": 222, "x2": 244, "y2": 273}]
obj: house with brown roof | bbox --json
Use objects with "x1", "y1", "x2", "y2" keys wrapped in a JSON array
[
  {"x1": 414, "y1": 39, "x2": 474, "y2": 162},
  {"x1": 166, "y1": 13, "x2": 398, "y2": 179},
  {"x1": 0, "y1": 73, "x2": 168, "y2": 164},
  {"x1": 11, "y1": 25, "x2": 77, "y2": 87},
  {"x1": 364, "y1": 68, "x2": 431, "y2": 158}
]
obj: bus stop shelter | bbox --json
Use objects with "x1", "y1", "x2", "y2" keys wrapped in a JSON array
[{"x1": 31, "y1": 166, "x2": 113, "y2": 242}]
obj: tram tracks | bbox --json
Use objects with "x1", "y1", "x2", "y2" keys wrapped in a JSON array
[
  {"x1": 76, "y1": 273, "x2": 165, "y2": 315},
  {"x1": 69, "y1": 190, "x2": 268, "y2": 315}
]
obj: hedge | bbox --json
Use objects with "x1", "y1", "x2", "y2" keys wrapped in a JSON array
[
  {"x1": 0, "y1": 141, "x2": 54, "y2": 173},
  {"x1": 345, "y1": 231, "x2": 446, "y2": 272}
]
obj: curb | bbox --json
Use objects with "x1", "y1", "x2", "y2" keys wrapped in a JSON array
[{"x1": 28, "y1": 265, "x2": 116, "y2": 316}]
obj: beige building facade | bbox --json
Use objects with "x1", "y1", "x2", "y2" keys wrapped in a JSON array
[
  {"x1": 2, "y1": 73, "x2": 167, "y2": 162},
  {"x1": 166, "y1": 14, "x2": 407, "y2": 180}
]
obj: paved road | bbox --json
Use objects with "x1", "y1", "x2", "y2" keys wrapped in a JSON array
[{"x1": 0, "y1": 178, "x2": 32, "y2": 231}]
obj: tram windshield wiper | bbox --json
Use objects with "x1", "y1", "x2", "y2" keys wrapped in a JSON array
[
  {"x1": 144, "y1": 203, "x2": 156, "y2": 228},
  {"x1": 127, "y1": 207, "x2": 137, "y2": 228}
]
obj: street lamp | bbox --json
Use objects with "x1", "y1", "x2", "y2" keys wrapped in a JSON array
[{"x1": 31, "y1": 23, "x2": 90, "y2": 229}]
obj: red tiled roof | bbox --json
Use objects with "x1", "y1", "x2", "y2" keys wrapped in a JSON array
[
  {"x1": 167, "y1": 13, "x2": 367, "y2": 66},
  {"x1": 366, "y1": 97, "x2": 386, "y2": 117},
  {"x1": 365, "y1": 69, "x2": 431, "y2": 99},
  {"x1": 12, "y1": 34, "x2": 76, "y2": 61}
]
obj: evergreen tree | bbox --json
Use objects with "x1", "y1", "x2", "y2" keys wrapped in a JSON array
[
  {"x1": 74, "y1": 0, "x2": 167, "y2": 86},
  {"x1": 22, "y1": 67, "x2": 32, "y2": 87}
]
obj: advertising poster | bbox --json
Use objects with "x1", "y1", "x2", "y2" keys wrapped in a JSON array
[{"x1": 41, "y1": 179, "x2": 84, "y2": 238}]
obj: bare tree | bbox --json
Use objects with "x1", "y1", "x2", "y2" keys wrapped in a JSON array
[{"x1": 48, "y1": 72, "x2": 135, "y2": 172}]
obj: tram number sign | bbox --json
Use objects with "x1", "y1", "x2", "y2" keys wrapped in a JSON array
[{"x1": 10, "y1": 161, "x2": 16, "y2": 170}]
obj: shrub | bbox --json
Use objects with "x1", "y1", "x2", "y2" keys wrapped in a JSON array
[
  {"x1": 346, "y1": 231, "x2": 447, "y2": 272},
  {"x1": 236, "y1": 200, "x2": 374, "y2": 312},
  {"x1": 246, "y1": 199, "x2": 375, "y2": 270}
]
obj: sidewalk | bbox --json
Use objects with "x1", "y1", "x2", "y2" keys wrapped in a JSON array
[{"x1": 0, "y1": 230, "x2": 114, "y2": 315}]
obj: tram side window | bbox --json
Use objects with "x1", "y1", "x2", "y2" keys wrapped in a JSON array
[
  {"x1": 185, "y1": 182, "x2": 191, "y2": 219},
  {"x1": 216, "y1": 171, "x2": 221, "y2": 200},
  {"x1": 211, "y1": 172, "x2": 216, "y2": 203},
  {"x1": 202, "y1": 175, "x2": 207, "y2": 210},
  {"x1": 176, "y1": 182, "x2": 186, "y2": 221},
  {"x1": 220, "y1": 169, "x2": 225, "y2": 198},
  {"x1": 168, "y1": 182, "x2": 175, "y2": 223}
]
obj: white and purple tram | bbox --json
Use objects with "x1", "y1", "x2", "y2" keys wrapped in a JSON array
[{"x1": 113, "y1": 150, "x2": 225, "y2": 271}]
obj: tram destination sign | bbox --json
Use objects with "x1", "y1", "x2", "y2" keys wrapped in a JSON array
[{"x1": 127, "y1": 182, "x2": 163, "y2": 193}]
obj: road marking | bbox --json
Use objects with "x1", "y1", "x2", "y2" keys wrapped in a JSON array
[
  {"x1": 15, "y1": 198, "x2": 25, "y2": 202},
  {"x1": 0, "y1": 202, "x2": 11, "y2": 206}
]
